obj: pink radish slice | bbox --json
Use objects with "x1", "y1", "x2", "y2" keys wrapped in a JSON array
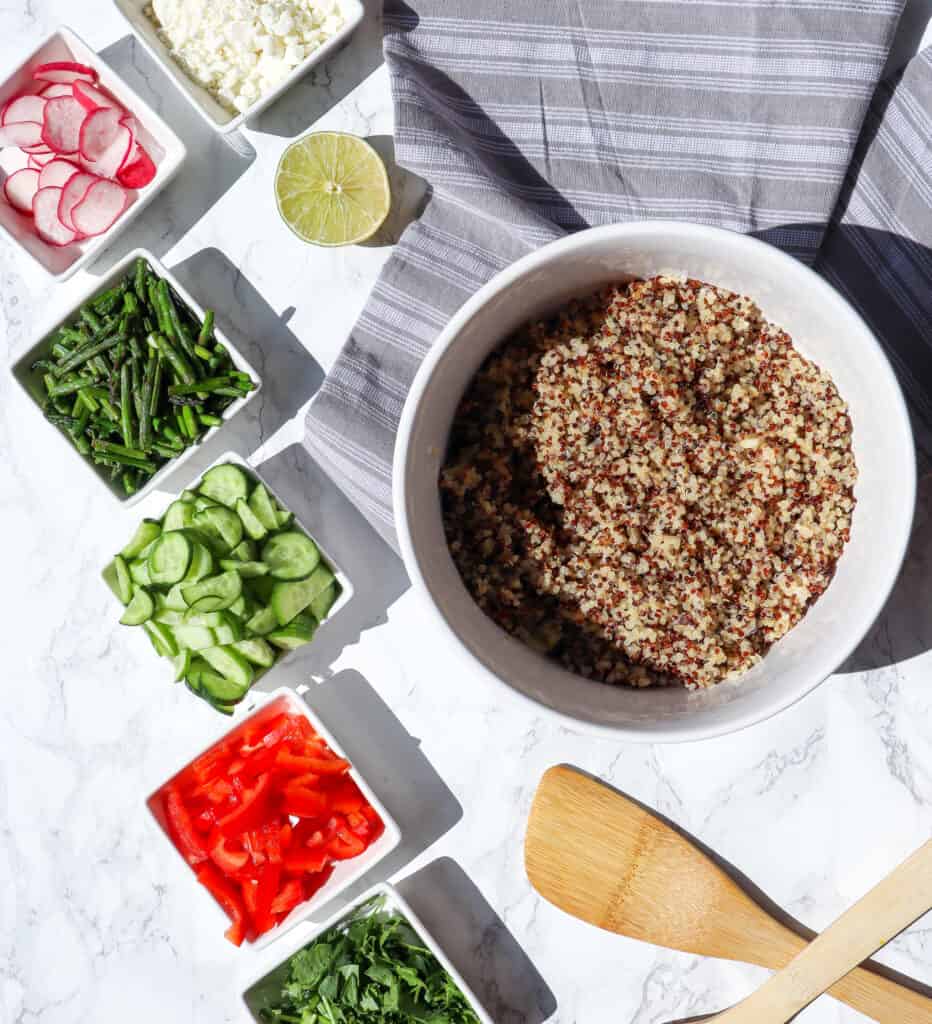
[
  {"x1": 80, "y1": 116, "x2": 132, "y2": 180},
  {"x1": 33, "y1": 186, "x2": 78, "y2": 246},
  {"x1": 39, "y1": 83, "x2": 73, "y2": 99},
  {"x1": 0, "y1": 121, "x2": 43, "y2": 147},
  {"x1": 58, "y1": 172, "x2": 98, "y2": 231},
  {"x1": 23, "y1": 141, "x2": 52, "y2": 154},
  {"x1": 71, "y1": 179, "x2": 127, "y2": 237},
  {"x1": 42, "y1": 95, "x2": 86, "y2": 153},
  {"x1": 2, "y1": 93, "x2": 46, "y2": 125},
  {"x1": 39, "y1": 158, "x2": 80, "y2": 190},
  {"x1": 3, "y1": 168, "x2": 40, "y2": 213},
  {"x1": 33, "y1": 61, "x2": 97, "y2": 86},
  {"x1": 28, "y1": 150, "x2": 57, "y2": 167},
  {"x1": 117, "y1": 144, "x2": 156, "y2": 188},
  {"x1": 73, "y1": 81, "x2": 117, "y2": 114}
]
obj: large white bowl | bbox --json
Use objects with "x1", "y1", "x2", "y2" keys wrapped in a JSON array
[{"x1": 394, "y1": 222, "x2": 916, "y2": 743}]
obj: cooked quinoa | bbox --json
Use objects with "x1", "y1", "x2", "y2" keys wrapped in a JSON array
[{"x1": 440, "y1": 276, "x2": 857, "y2": 689}]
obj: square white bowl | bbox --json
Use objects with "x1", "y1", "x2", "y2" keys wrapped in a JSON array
[
  {"x1": 10, "y1": 248, "x2": 262, "y2": 505},
  {"x1": 242, "y1": 882, "x2": 493, "y2": 1022},
  {"x1": 113, "y1": 0, "x2": 365, "y2": 135},
  {"x1": 147, "y1": 688, "x2": 401, "y2": 951},
  {"x1": 0, "y1": 27, "x2": 186, "y2": 280}
]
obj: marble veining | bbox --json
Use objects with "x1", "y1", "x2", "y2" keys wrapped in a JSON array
[{"x1": 2, "y1": 2, "x2": 932, "y2": 1023}]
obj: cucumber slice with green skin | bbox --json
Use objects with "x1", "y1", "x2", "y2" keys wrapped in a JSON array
[
  {"x1": 220, "y1": 558, "x2": 268, "y2": 577},
  {"x1": 309, "y1": 580, "x2": 340, "y2": 622},
  {"x1": 270, "y1": 564, "x2": 334, "y2": 626},
  {"x1": 173, "y1": 624, "x2": 217, "y2": 651},
  {"x1": 180, "y1": 490, "x2": 198, "y2": 503},
  {"x1": 195, "y1": 506, "x2": 243, "y2": 553},
  {"x1": 120, "y1": 587, "x2": 154, "y2": 625},
  {"x1": 274, "y1": 507, "x2": 292, "y2": 528},
  {"x1": 172, "y1": 649, "x2": 191, "y2": 682},
  {"x1": 187, "y1": 610, "x2": 243, "y2": 644},
  {"x1": 231, "y1": 638, "x2": 276, "y2": 668},
  {"x1": 183, "y1": 608, "x2": 226, "y2": 627},
  {"x1": 181, "y1": 570, "x2": 243, "y2": 612},
  {"x1": 187, "y1": 657, "x2": 251, "y2": 703},
  {"x1": 148, "y1": 531, "x2": 192, "y2": 586},
  {"x1": 229, "y1": 594, "x2": 247, "y2": 618},
  {"x1": 136, "y1": 537, "x2": 161, "y2": 563},
  {"x1": 198, "y1": 464, "x2": 250, "y2": 508},
  {"x1": 212, "y1": 623, "x2": 240, "y2": 646},
  {"x1": 246, "y1": 605, "x2": 278, "y2": 636},
  {"x1": 114, "y1": 555, "x2": 133, "y2": 605},
  {"x1": 247, "y1": 575, "x2": 275, "y2": 604},
  {"x1": 163, "y1": 500, "x2": 196, "y2": 532},
  {"x1": 120, "y1": 519, "x2": 161, "y2": 559},
  {"x1": 194, "y1": 496, "x2": 220, "y2": 512},
  {"x1": 182, "y1": 542, "x2": 214, "y2": 583},
  {"x1": 229, "y1": 539, "x2": 257, "y2": 561},
  {"x1": 153, "y1": 598, "x2": 186, "y2": 626},
  {"x1": 164, "y1": 582, "x2": 189, "y2": 611},
  {"x1": 199, "y1": 645, "x2": 255, "y2": 689},
  {"x1": 248, "y1": 483, "x2": 278, "y2": 531},
  {"x1": 144, "y1": 620, "x2": 178, "y2": 657},
  {"x1": 235, "y1": 497, "x2": 268, "y2": 541},
  {"x1": 129, "y1": 558, "x2": 151, "y2": 587},
  {"x1": 268, "y1": 612, "x2": 318, "y2": 650},
  {"x1": 262, "y1": 531, "x2": 320, "y2": 581}
]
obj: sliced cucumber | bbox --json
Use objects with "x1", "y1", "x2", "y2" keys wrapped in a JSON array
[
  {"x1": 181, "y1": 570, "x2": 243, "y2": 612},
  {"x1": 231, "y1": 638, "x2": 275, "y2": 668},
  {"x1": 182, "y1": 541, "x2": 214, "y2": 583},
  {"x1": 187, "y1": 657, "x2": 251, "y2": 702},
  {"x1": 270, "y1": 564, "x2": 334, "y2": 626},
  {"x1": 275, "y1": 507, "x2": 292, "y2": 528},
  {"x1": 172, "y1": 649, "x2": 191, "y2": 682},
  {"x1": 229, "y1": 594, "x2": 247, "y2": 618},
  {"x1": 262, "y1": 531, "x2": 320, "y2": 581},
  {"x1": 193, "y1": 495, "x2": 219, "y2": 512},
  {"x1": 200, "y1": 645, "x2": 255, "y2": 689},
  {"x1": 120, "y1": 519, "x2": 161, "y2": 559},
  {"x1": 185, "y1": 609, "x2": 229, "y2": 628},
  {"x1": 268, "y1": 612, "x2": 318, "y2": 650},
  {"x1": 248, "y1": 483, "x2": 278, "y2": 531},
  {"x1": 164, "y1": 582, "x2": 189, "y2": 611},
  {"x1": 180, "y1": 490, "x2": 198, "y2": 503},
  {"x1": 143, "y1": 620, "x2": 178, "y2": 657},
  {"x1": 220, "y1": 558, "x2": 268, "y2": 577},
  {"x1": 309, "y1": 580, "x2": 340, "y2": 622},
  {"x1": 120, "y1": 587, "x2": 154, "y2": 625},
  {"x1": 163, "y1": 500, "x2": 196, "y2": 532},
  {"x1": 199, "y1": 464, "x2": 250, "y2": 508},
  {"x1": 235, "y1": 497, "x2": 267, "y2": 541},
  {"x1": 148, "y1": 531, "x2": 192, "y2": 586},
  {"x1": 173, "y1": 624, "x2": 217, "y2": 651},
  {"x1": 153, "y1": 597, "x2": 185, "y2": 626},
  {"x1": 195, "y1": 506, "x2": 243, "y2": 553},
  {"x1": 246, "y1": 575, "x2": 275, "y2": 604},
  {"x1": 246, "y1": 605, "x2": 278, "y2": 636},
  {"x1": 229, "y1": 539, "x2": 257, "y2": 561},
  {"x1": 129, "y1": 558, "x2": 151, "y2": 587},
  {"x1": 212, "y1": 623, "x2": 241, "y2": 646},
  {"x1": 114, "y1": 555, "x2": 133, "y2": 605}
]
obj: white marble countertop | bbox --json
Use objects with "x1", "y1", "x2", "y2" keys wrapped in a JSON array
[{"x1": 3, "y1": 2, "x2": 932, "y2": 1022}]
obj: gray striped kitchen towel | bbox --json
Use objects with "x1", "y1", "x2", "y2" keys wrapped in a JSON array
[{"x1": 304, "y1": 0, "x2": 926, "y2": 552}]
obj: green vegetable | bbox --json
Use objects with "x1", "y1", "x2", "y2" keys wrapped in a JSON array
[{"x1": 257, "y1": 895, "x2": 481, "y2": 1024}]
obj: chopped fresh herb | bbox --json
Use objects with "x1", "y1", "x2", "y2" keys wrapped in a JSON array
[{"x1": 259, "y1": 895, "x2": 481, "y2": 1023}]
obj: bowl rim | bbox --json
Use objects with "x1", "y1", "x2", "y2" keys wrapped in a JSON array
[
  {"x1": 0, "y1": 26, "x2": 187, "y2": 280},
  {"x1": 393, "y1": 219, "x2": 917, "y2": 744},
  {"x1": 8, "y1": 247, "x2": 263, "y2": 506}
]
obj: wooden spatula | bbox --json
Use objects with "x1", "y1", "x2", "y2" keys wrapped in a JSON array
[{"x1": 525, "y1": 766, "x2": 932, "y2": 1022}]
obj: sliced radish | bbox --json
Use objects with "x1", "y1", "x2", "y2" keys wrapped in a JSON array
[
  {"x1": 33, "y1": 186, "x2": 78, "y2": 246},
  {"x1": 3, "y1": 168, "x2": 40, "y2": 213},
  {"x1": 33, "y1": 61, "x2": 97, "y2": 86},
  {"x1": 38, "y1": 158, "x2": 80, "y2": 190},
  {"x1": 58, "y1": 171, "x2": 98, "y2": 231},
  {"x1": 71, "y1": 179, "x2": 127, "y2": 237},
  {"x1": 42, "y1": 95, "x2": 86, "y2": 153},
  {"x1": 39, "y1": 83, "x2": 73, "y2": 99},
  {"x1": 2, "y1": 93, "x2": 46, "y2": 125},
  {"x1": 23, "y1": 141, "x2": 52, "y2": 154},
  {"x1": 73, "y1": 81, "x2": 118, "y2": 115},
  {"x1": 0, "y1": 121, "x2": 43, "y2": 147},
  {"x1": 28, "y1": 150, "x2": 57, "y2": 168},
  {"x1": 80, "y1": 115, "x2": 132, "y2": 180},
  {"x1": 117, "y1": 144, "x2": 156, "y2": 188}
]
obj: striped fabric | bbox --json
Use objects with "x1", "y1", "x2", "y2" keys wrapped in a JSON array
[{"x1": 304, "y1": 0, "x2": 912, "y2": 551}]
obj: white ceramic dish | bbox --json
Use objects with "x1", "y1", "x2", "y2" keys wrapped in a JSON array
[
  {"x1": 241, "y1": 882, "x2": 493, "y2": 1022},
  {"x1": 112, "y1": 0, "x2": 365, "y2": 135},
  {"x1": 0, "y1": 27, "x2": 185, "y2": 280},
  {"x1": 10, "y1": 248, "x2": 262, "y2": 505},
  {"x1": 147, "y1": 688, "x2": 400, "y2": 951},
  {"x1": 394, "y1": 221, "x2": 916, "y2": 744}
]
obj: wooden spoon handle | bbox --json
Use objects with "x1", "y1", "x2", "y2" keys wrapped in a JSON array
[{"x1": 712, "y1": 841, "x2": 932, "y2": 1023}]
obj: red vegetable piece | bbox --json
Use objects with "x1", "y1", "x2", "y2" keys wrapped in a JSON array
[
  {"x1": 208, "y1": 830, "x2": 249, "y2": 873},
  {"x1": 73, "y1": 80, "x2": 117, "y2": 114},
  {"x1": 252, "y1": 861, "x2": 281, "y2": 936},
  {"x1": 33, "y1": 61, "x2": 98, "y2": 86},
  {"x1": 57, "y1": 171, "x2": 95, "y2": 231},
  {"x1": 117, "y1": 144, "x2": 156, "y2": 188},
  {"x1": 283, "y1": 847, "x2": 331, "y2": 874},
  {"x1": 32, "y1": 186, "x2": 77, "y2": 246},
  {"x1": 38, "y1": 158, "x2": 80, "y2": 191},
  {"x1": 0, "y1": 121, "x2": 43, "y2": 148},
  {"x1": 187, "y1": 743, "x2": 233, "y2": 784},
  {"x1": 329, "y1": 778, "x2": 366, "y2": 814},
  {"x1": 39, "y1": 83, "x2": 73, "y2": 99},
  {"x1": 71, "y1": 179, "x2": 128, "y2": 237},
  {"x1": 270, "y1": 877, "x2": 305, "y2": 918},
  {"x1": 164, "y1": 788, "x2": 209, "y2": 865},
  {"x1": 195, "y1": 863, "x2": 248, "y2": 946},
  {"x1": 79, "y1": 107, "x2": 133, "y2": 179},
  {"x1": 216, "y1": 772, "x2": 273, "y2": 837},
  {"x1": 280, "y1": 785, "x2": 328, "y2": 820},
  {"x1": 326, "y1": 814, "x2": 367, "y2": 860},
  {"x1": 3, "y1": 168, "x2": 40, "y2": 213},
  {"x1": 41, "y1": 96, "x2": 85, "y2": 153},
  {"x1": 2, "y1": 94, "x2": 46, "y2": 125}
]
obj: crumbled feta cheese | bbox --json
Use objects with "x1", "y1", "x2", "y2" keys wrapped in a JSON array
[{"x1": 147, "y1": 0, "x2": 344, "y2": 116}]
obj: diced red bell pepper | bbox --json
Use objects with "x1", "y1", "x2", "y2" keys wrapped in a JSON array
[
  {"x1": 164, "y1": 789, "x2": 208, "y2": 865},
  {"x1": 283, "y1": 847, "x2": 331, "y2": 874},
  {"x1": 280, "y1": 784, "x2": 329, "y2": 819},
  {"x1": 252, "y1": 861, "x2": 281, "y2": 936},
  {"x1": 196, "y1": 863, "x2": 248, "y2": 946},
  {"x1": 292, "y1": 820, "x2": 326, "y2": 849},
  {"x1": 209, "y1": 831, "x2": 249, "y2": 873},
  {"x1": 194, "y1": 807, "x2": 217, "y2": 834},
  {"x1": 294, "y1": 755, "x2": 351, "y2": 776},
  {"x1": 327, "y1": 816, "x2": 367, "y2": 860},
  {"x1": 216, "y1": 772, "x2": 272, "y2": 837},
  {"x1": 273, "y1": 748, "x2": 328, "y2": 777},
  {"x1": 270, "y1": 877, "x2": 305, "y2": 917},
  {"x1": 329, "y1": 779, "x2": 366, "y2": 814},
  {"x1": 346, "y1": 811, "x2": 370, "y2": 837},
  {"x1": 187, "y1": 743, "x2": 233, "y2": 784}
]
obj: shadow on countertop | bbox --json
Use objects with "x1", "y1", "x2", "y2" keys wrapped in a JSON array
[{"x1": 397, "y1": 857, "x2": 557, "y2": 1024}]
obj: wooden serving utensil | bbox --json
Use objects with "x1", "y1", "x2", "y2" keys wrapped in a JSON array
[{"x1": 525, "y1": 766, "x2": 932, "y2": 1022}]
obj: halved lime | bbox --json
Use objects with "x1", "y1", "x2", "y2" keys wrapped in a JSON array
[{"x1": 274, "y1": 131, "x2": 391, "y2": 247}]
